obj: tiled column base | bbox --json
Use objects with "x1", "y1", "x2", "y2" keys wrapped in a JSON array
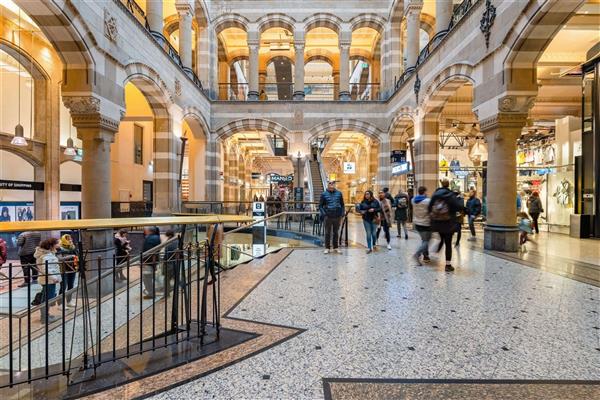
[{"x1": 484, "y1": 224, "x2": 519, "y2": 252}]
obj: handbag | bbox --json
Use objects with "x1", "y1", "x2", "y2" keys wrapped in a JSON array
[{"x1": 31, "y1": 291, "x2": 43, "y2": 306}]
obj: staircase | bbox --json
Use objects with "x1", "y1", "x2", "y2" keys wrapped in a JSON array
[{"x1": 309, "y1": 160, "x2": 325, "y2": 201}]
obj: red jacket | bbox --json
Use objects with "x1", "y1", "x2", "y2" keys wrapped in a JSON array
[{"x1": 0, "y1": 238, "x2": 7, "y2": 265}]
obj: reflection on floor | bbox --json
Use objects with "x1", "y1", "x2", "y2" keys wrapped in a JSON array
[{"x1": 149, "y1": 236, "x2": 600, "y2": 399}]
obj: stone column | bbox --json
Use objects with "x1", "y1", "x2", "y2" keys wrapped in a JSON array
[
  {"x1": 405, "y1": 0, "x2": 423, "y2": 70},
  {"x1": 206, "y1": 137, "x2": 222, "y2": 201},
  {"x1": 146, "y1": 0, "x2": 164, "y2": 34},
  {"x1": 176, "y1": 1, "x2": 194, "y2": 70},
  {"x1": 332, "y1": 71, "x2": 340, "y2": 100},
  {"x1": 247, "y1": 31, "x2": 260, "y2": 101},
  {"x1": 293, "y1": 40, "x2": 305, "y2": 100},
  {"x1": 338, "y1": 41, "x2": 351, "y2": 101},
  {"x1": 435, "y1": 0, "x2": 453, "y2": 34},
  {"x1": 481, "y1": 112, "x2": 527, "y2": 252},
  {"x1": 377, "y1": 137, "x2": 391, "y2": 191},
  {"x1": 414, "y1": 115, "x2": 439, "y2": 191}
]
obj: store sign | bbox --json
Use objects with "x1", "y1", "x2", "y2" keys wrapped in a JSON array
[
  {"x1": 269, "y1": 174, "x2": 293, "y2": 183},
  {"x1": 391, "y1": 162, "x2": 411, "y2": 176},
  {"x1": 251, "y1": 172, "x2": 261, "y2": 179},
  {"x1": 0, "y1": 180, "x2": 44, "y2": 191},
  {"x1": 343, "y1": 162, "x2": 356, "y2": 174},
  {"x1": 391, "y1": 150, "x2": 407, "y2": 164}
]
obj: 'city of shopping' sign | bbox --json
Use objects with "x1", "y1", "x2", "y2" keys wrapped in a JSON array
[{"x1": 391, "y1": 162, "x2": 411, "y2": 176}]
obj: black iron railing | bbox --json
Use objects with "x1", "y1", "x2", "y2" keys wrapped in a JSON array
[
  {"x1": 116, "y1": 0, "x2": 204, "y2": 91},
  {"x1": 394, "y1": 0, "x2": 480, "y2": 93},
  {"x1": 0, "y1": 225, "x2": 219, "y2": 389}
]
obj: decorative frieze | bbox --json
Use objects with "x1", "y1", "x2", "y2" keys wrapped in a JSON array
[{"x1": 104, "y1": 9, "x2": 118, "y2": 43}]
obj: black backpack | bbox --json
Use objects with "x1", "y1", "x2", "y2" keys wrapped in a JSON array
[{"x1": 430, "y1": 198, "x2": 451, "y2": 221}]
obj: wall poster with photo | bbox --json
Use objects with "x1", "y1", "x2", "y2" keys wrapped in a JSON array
[{"x1": 60, "y1": 202, "x2": 81, "y2": 220}]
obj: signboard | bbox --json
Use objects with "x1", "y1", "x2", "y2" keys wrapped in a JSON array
[
  {"x1": 0, "y1": 180, "x2": 44, "y2": 191},
  {"x1": 268, "y1": 174, "x2": 293, "y2": 183},
  {"x1": 251, "y1": 172, "x2": 261, "y2": 180},
  {"x1": 252, "y1": 202, "x2": 266, "y2": 257},
  {"x1": 343, "y1": 162, "x2": 356, "y2": 174},
  {"x1": 391, "y1": 150, "x2": 407, "y2": 164},
  {"x1": 391, "y1": 162, "x2": 411, "y2": 176},
  {"x1": 407, "y1": 173, "x2": 415, "y2": 190}
]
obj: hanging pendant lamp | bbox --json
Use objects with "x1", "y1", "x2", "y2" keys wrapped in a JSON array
[
  {"x1": 11, "y1": 10, "x2": 28, "y2": 147},
  {"x1": 64, "y1": 118, "x2": 77, "y2": 156}
]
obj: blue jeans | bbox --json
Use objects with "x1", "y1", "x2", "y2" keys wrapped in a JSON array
[
  {"x1": 363, "y1": 219, "x2": 378, "y2": 250},
  {"x1": 40, "y1": 283, "x2": 57, "y2": 322}
]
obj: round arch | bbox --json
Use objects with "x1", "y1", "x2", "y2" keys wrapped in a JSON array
[
  {"x1": 124, "y1": 63, "x2": 174, "y2": 112},
  {"x1": 502, "y1": 0, "x2": 583, "y2": 91},
  {"x1": 304, "y1": 49, "x2": 338, "y2": 70},
  {"x1": 0, "y1": 145, "x2": 42, "y2": 167},
  {"x1": 304, "y1": 13, "x2": 342, "y2": 35},
  {"x1": 420, "y1": 13, "x2": 435, "y2": 39},
  {"x1": 349, "y1": 13, "x2": 386, "y2": 34},
  {"x1": 420, "y1": 63, "x2": 476, "y2": 116},
  {"x1": 308, "y1": 119, "x2": 384, "y2": 142},
  {"x1": 214, "y1": 118, "x2": 291, "y2": 141},
  {"x1": 257, "y1": 13, "x2": 296, "y2": 34},
  {"x1": 213, "y1": 13, "x2": 250, "y2": 34},
  {"x1": 182, "y1": 106, "x2": 210, "y2": 139}
]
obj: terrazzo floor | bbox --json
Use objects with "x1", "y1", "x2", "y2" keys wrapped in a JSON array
[{"x1": 148, "y1": 231, "x2": 600, "y2": 399}]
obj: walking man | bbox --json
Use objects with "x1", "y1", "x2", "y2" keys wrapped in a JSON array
[
  {"x1": 429, "y1": 179, "x2": 464, "y2": 272},
  {"x1": 394, "y1": 189, "x2": 410, "y2": 239},
  {"x1": 412, "y1": 186, "x2": 431, "y2": 265},
  {"x1": 465, "y1": 189, "x2": 482, "y2": 241},
  {"x1": 17, "y1": 230, "x2": 41, "y2": 287},
  {"x1": 319, "y1": 181, "x2": 345, "y2": 254}
]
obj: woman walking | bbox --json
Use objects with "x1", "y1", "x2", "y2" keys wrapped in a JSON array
[
  {"x1": 57, "y1": 234, "x2": 78, "y2": 308},
  {"x1": 357, "y1": 191, "x2": 381, "y2": 253},
  {"x1": 394, "y1": 190, "x2": 410, "y2": 240},
  {"x1": 377, "y1": 190, "x2": 393, "y2": 250},
  {"x1": 34, "y1": 238, "x2": 62, "y2": 323},
  {"x1": 412, "y1": 186, "x2": 431, "y2": 265},
  {"x1": 527, "y1": 191, "x2": 544, "y2": 234},
  {"x1": 114, "y1": 228, "x2": 132, "y2": 281}
]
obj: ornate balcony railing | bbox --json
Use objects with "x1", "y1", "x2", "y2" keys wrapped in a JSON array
[
  {"x1": 116, "y1": 0, "x2": 204, "y2": 92},
  {"x1": 394, "y1": 0, "x2": 480, "y2": 94},
  {"x1": 217, "y1": 82, "x2": 381, "y2": 101}
]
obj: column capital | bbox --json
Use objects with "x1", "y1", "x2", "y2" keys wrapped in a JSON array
[
  {"x1": 248, "y1": 40, "x2": 260, "y2": 50},
  {"x1": 62, "y1": 95, "x2": 122, "y2": 134},
  {"x1": 479, "y1": 112, "x2": 528, "y2": 136},
  {"x1": 294, "y1": 41, "x2": 305, "y2": 50},
  {"x1": 405, "y1": 0, "x2": 423, "y2": 15},
  {"x1": 175, "y1": 0, "x2": 194, "y2": 16}
]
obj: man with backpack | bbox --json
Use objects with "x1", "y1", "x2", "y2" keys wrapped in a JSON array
[
  {"x1": 394, "y1": 189, "x2": 410, "y2": 240},
  {"x1": 428, "y1": 179, "x2": 464, "y2": 272}
]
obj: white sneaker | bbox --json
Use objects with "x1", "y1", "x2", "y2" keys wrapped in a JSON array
[
  {"x1": 387, "y1": 244, "x2": 392, "y2": 250},
  {"x1": 323, "y1": 249, "x2": 330, "y2": 254},
  {"x1": 334, "y1": 249, "x2": 342, "y2": 254},
  {"x1": 67, "y1": 299, "x2": 77, "y2": 308}
]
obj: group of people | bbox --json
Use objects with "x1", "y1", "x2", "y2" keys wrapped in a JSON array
[{"x1": 319, "y1": 179, "x2": 484, "y2": 272}]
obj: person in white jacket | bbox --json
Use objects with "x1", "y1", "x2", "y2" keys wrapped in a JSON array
[
  {"x1": 34, "y1": 237, "x2": 62, "y2": 323},
  {"x1": 411, "y1": 186, "x2": 431, "y2": 265}
]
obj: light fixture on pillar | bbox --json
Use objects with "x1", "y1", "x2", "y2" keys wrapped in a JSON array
[
  {"x1": 64, "y1": 119, "x2": 77, "y2": 156},
  {"x1": 11, "y1": 11, "x2": 28, "y2": 147}
]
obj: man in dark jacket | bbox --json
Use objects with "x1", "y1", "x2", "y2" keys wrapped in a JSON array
[
  {"x1": 319, "y1": 181, "x2": 345, "y2": 254},
  {"x1": 17, "y1": 230, "x2": 41, "y2": 286},
  {"x1": 465, "y1": 189, "x2": 482, "y2": 241},
  {"x1": 142, "y1": 226, "x2": 161, "y2": 299},
  {"x1": 428, "y1": 179, "x2": 464, "y2": 271}
]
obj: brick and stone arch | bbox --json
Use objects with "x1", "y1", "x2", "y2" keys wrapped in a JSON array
[
  {"x1": 124, "y1": 63, "x2": 178, "y2": 215},
  {"x1": 214, "y1": 118, "x2": 291, "y2": 142},
  {"x1": 349, "y1": 13, "x2": 386, "y2": 34},
  {"x1": 213, "y1": 13, "x2": 250, "y2": 34},
  {"x1": 303, "y1": 13, "x2": 343, "y2": 35},
  {"x1": 501, "y1": 0, "x2": 584, "y2": 93},
  {"x1": 307, "y1": 119, "x2": 383, "y2": 143},
  {"x1": 304, "y1": 49, "x2": 338, "y2": 70},
  {"x1": 420, "y1": 63, "x2": 476, "y2": 117},
  {"x1": 257, "y1": 13, "x2": 296, "y2": 34},
  {"x1": 420, "y1": 13, "x2": 436, "y2": 39}
]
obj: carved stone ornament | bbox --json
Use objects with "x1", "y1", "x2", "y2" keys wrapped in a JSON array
[
  {"x1": 174, "y1": 78, "x2": 182, "y2": 97},
  {"x1": 480, "y1": 0, "x2": 496, "y2": 49},
  {"x1": 498, "y1": 95, "x2": 516, "y2": 112},
  {"x1": 414, "y1": 73, "x2": 421, "y2": 102},
  {"x1": 63, "y1": 96, "x2": 101, "y2": 114},
  {"x1": 497, "y1": 95, "x2": 536, "y2": 113},
  {"x1": 104, "y1": 9, "x2": 118, "y2": 43}
]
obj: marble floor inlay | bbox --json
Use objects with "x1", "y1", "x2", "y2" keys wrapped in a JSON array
[{"x1": 149, "y1": 242, "x2": 600, "y2": 400}]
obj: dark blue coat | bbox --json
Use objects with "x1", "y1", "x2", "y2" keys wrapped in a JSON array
[{"x1": 319, "y1": 189, "x2": 345, "y2": 218}]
